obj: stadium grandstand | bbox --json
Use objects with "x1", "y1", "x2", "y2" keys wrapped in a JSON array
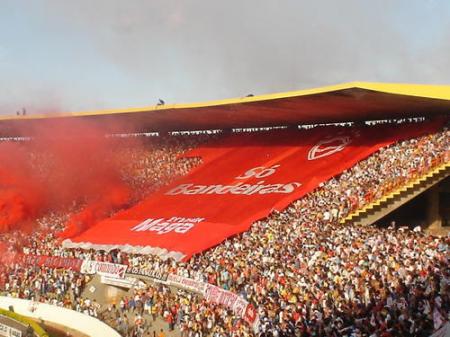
[{"x1": 0, "y1": 82, "x2": 449, "y2": 337}]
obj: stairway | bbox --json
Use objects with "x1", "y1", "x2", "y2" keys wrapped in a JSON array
[{"x1": 340, "y1": 161, "x2": 450, "y2": 227}]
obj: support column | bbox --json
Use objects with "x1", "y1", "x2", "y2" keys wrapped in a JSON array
[{"x1": 426, "y1": 185, "x2": 442, "y2": 230}]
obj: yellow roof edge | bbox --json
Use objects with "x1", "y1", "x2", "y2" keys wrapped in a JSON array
[
  {"x1": 354, "y1": 82, "x2": 450, "y2": 100},
  {"x1": 1, "y1": 81, "x2": 449, "y2": 122}
]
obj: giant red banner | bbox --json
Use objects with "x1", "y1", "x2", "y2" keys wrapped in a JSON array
[{"x1": 63, "y1": 122, "x2": 441, "y2": 260}]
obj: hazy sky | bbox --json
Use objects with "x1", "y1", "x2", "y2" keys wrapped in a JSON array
[{"x1": 0, "y1": 0, "x2": 449, "y2": 115}]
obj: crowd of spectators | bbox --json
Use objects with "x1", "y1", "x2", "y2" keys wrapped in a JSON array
[
  {"x1": 117, "y1": 135, "x2": 207, "y2": 201},
  {"x1": 101, "y1": 284, "x2": 242, "y2": 337},
  {"x1": 0, "y1": 123, "x2": 449, "y2": 337}
]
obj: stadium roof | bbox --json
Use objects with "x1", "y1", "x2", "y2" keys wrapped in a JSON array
[{"x1": 1, "y1": 82, "x2": 449, "y2": 136}]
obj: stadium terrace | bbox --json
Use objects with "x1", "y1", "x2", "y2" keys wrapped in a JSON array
[{"x1": 0, "y1": 82, "x2": 449, "y2": 337}]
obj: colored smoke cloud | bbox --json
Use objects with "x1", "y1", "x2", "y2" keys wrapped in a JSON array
[
  {"x1": 0, "y1": 143, "x2": 44, "y2": 232},
  {"x1": 0, "y1": 120, "x2": 136, "y2": 238}
]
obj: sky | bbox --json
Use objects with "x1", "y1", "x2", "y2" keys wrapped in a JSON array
[{"x1": 0, "y1": 0, "x2": 449, "y2": 115}]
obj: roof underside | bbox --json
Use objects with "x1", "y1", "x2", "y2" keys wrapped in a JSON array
[{"x1": 1, "y1": 82, "x2": 449, "y2": 136}]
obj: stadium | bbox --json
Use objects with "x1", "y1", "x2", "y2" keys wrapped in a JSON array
[{"x1": 0, "y1": 82, "x2": 449, "y2": 337}]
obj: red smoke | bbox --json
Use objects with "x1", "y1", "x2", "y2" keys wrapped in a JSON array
[
  {"x1": 0, "y1": 120, "x2": 136, "y2": 238},
  {"x1": 0, "y1": 143, "x2": 44, "y2": 232},
  {"x1": 59, "y1": 184, "x2": 131, "y2": 239}
]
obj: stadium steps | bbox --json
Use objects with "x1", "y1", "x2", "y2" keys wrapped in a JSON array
[{"x1": 340, "y1": 161, "x2": 450, "y2": 227}]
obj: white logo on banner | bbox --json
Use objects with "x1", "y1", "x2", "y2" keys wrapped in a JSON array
[
  {"x1": 236, "y1": 165, "x2": 280, "y2": 179},
  {"x1": 307, "y1": 136, "x2": 351, "y2": 160},
  {"x1": 131, "y1": 217, "x2": 204, "y2": 234},
  {"x1": 166, "y1": 165, "x2": 301, "y2": 196}
]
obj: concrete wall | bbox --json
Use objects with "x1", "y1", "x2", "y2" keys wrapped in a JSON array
[{"x1": 0, "y1": 297, "x2": 121, "y2": 337}]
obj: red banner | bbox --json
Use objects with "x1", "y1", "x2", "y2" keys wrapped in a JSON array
[
  {"x1": 204, "y1": 283, "x2": 253, "y2": 323},
  {"x1": 63, "y1": 122, "x2": 441, "y2": 260},
  {"x1": 20, "y1": 254, "x2": 83, "y2": 272}
]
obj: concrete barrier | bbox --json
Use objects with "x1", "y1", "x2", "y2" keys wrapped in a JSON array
[{"x1": 0, "y1": 296, "x2": 121, "y2": 337}]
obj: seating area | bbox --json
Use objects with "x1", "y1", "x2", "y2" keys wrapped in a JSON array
[{"x1": 0, "y1": 123, "x2": 449, "y2": 337}]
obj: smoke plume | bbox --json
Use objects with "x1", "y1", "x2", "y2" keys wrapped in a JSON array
[{"x1": 0, "y1": 120, "x2": 136, "y2": 238}]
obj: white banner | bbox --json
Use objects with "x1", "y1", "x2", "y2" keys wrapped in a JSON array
[
  {"x1": 80, "y1": 261, "x2": 127, "y2": 279},
  {"x1": 0, "y1": 322, "x2": 22, "y2": 337},
  {"x1": 100, "y1": 275, "x2": 137, "y2": 289},
  {"x1": 126, "y1": 266, "x2": 168, "y2": 281}
]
